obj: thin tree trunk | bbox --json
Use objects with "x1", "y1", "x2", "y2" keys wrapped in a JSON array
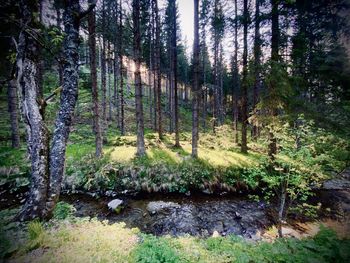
[
  {"x1": 101, "y1": 0, "x2": 107, "y2": 142},
  {"x1": 119, "y1": 0, "x2": 125, "y2": 135},
  {"x1": 192, "y1": 0, "x2": 200, "y2": 158},
  {"x1": 241, "y1": 0, "x2": 248, "y2": 154},
  {"x1": 88, "y1": 2, "x2": 102, "y2": 158},
  {"x1": 252, "y1": 0, "x2": 261, "y2": 140},
  {"x1": 233, "y1": 0, "x2": 239, "y2": 144},
  {"x1": 173, "y1": 0, "x2": 179, "y2": 147},
  {"x1": 133, "y1": 0, "x2": 146, "y2": 156},
  {"x1": 154, "y1": 0, "x2": 162, "y2": 139},
  {"x1": 8, "y1": 79, "x2": 20, "y2": 148},
  {"x1": 269, "y1": 0, "x2": 279, "y2": 160}
]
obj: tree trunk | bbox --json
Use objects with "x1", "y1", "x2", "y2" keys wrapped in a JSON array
[
  {"x1": 241, "y1": 0, "x2": 248, "y2": 154},
  {"x1": 233, "y1": 0, "x2": 239, "y2": 144},
  {"x1": 88, "y1": 2, "x2": 102, "y2": 158},
  {"x1": 133, "y1": 0, "x2": 146, "y2": 156},
  {"x1": 45, "y1": 0, "x2": 92, "y2": 217},
  {"x1": 269, "y1": 0, "x2": 279, "y2": 160},
  {"x1": 173, "y1": 0, "x2": 180, "y2": 147},
  {"x1": 16, "y1": 1, "x2": 49, "y2": 219},
  {"x1": 154, "y1": 0, "x2": 162, "y2": 139},
  {"x1": 119, "y1": 0, "x2": 125, "y2": 135},
  {"x1": 101, "y1": 0, "x2": 107, "y2": 142},
  {"x1": 252, "y1": 0, "x2": 261, "y2": 140},
  {"x1": 192, "y1": 0, "x2": 200, "y2": 158},
  {"x1": 7, "y1": 79, "x2": 20, "y2": 148}
]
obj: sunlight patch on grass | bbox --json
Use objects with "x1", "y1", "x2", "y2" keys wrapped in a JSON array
[
  {"x1": 110, "y1": 145, "x2": 136, "y2": 163},
  {"x1": 14, "y1": 220, "x2": 138, "y2": 263}
]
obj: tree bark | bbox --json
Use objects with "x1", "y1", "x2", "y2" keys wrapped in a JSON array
[
  {"x1": 192, "y1": 0, "x2": 200, "y2": 158},
  {"x1": 15, "y1": 0, "x2": 50, "y2": 221},
  {"x1": 45, "y1": 0, "x2": 91, "y2": 217},
  {"x1": 133, "y1": 0, "x2": 146, "y2": 156},
  {"x1": 7, "y1": 79, "x2": 20, "y2": 148},
  {"x1": 88, "y1": 1, "x2": 102, "y2": 158},
  {"x1": 241, "y1": 0, "x2": 248, "y2": 154}
]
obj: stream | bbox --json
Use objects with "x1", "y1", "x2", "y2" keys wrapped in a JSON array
[
  {"x1": 61, "y1": 193, "x2": 272, "y2": 239},
  {"x1": 1, "y1": 169, "x2": 349, "y2": 240}
]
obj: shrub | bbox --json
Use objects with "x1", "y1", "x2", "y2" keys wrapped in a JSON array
[
  {"x1": 53, "y1": 201, "x2": 76, "y2": 220},
  {"x1": 132, "y1": 235, "x2": 180, "y2": 263}
]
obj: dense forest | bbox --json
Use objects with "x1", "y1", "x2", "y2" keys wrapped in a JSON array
[{"x1": 0, "y1": 0, "x2": 349, "y2": 262}]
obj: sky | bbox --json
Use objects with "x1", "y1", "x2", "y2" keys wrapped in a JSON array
[{"x1": 160, "y1": 0, "x2": 194, "y2": 55}]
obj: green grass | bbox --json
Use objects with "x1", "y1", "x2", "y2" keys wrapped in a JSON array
[{"x1": 1, "y1": 215, "x2": 349, "y2": 263}]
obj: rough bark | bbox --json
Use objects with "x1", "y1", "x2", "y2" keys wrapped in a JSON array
[
  {"x1": 133, "y1": 0, "x2": 146, "y2": 156},
  {"x1": 192, "y1": 0, "x2": 200, "y2": 158},
  {"x1": 88, "y1": 2, "x2": 102, "y2": 158},
  {"x1": 7, "y1": 79, "x2": 20, "y2": 148},
  {"x1": 45, "y1": 0, "x2": 95, "y2": 217},
  {"x1": 16, "y1": 0, "x2": 49, "y2": 221},
  {"x1": 241, "y1": 0, "x2": 248, "y2": 154}
]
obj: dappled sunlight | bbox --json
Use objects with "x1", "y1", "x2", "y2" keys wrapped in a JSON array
[{"x1": 13, "y1": 220, "x2": 138, "y2": 263}]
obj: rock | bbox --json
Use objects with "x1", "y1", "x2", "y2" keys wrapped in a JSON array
[
  {"x1": 212, "y1": 230, "x2": 220, "y2": 237},
  {"x1": 202, "y1": 189, "x2": 213, "y2": 195},
  {"x1": 107, "y1": 199, "x2": 124, "y2": 213},
  {"x1": 323, "y1": 179, "x2": 350, "y2": 190},
  {"x1": 235, "y1": 211, "x2": 242, "y2": 219},
  {"x1": 105, "y1": 190, "x2": 117, "y2": 197},
  {"x1": 213, "y1": 221, "x2": 224, "y2": 233},
  {"x1": 146, "y1": 201, "x2": 180, "y2": 214}
]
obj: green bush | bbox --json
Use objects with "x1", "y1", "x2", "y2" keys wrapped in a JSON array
[
  {"x1": 53, "y1": 201, "x2": 76, "y2": 220},
  {"x1": 132, "y1": 235, "x2": 180, "y2": 263}
]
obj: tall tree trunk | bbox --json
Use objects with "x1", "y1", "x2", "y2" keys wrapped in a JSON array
[
  {"x1": 45, "y1": 0, "x2": 95, "y2": 217},
  {"x1": 88, "y1": 2, "x2": 102, "y2": 158},
  {"x1": 16, "y1": 0, "x2": 49, "y2": 221},
  {"x1": 133, "y1": 0, "x2": 146, "y2": 156},
  {"x1": 173, "y1": 0, "x2": 180, "y2": 147},
  {"x1": 192, "y1": 0, "x2": 200, "y2": 158},
  {"x1": 107, "y1": 42, "x2": 112, "y2": 121},
  {"x1": 101, "y1": 0, "x2": 107, "y2": 142},
  {"x1": 241, "y1": 0, "x2": 248, "y2": 154},
  {"x1": 8, "y1": 79, "x2": 20, "y2": 148},
  {"x1": 119, "y1": 0, "x2": 124, "y2": 135},
  {"x1": 233, "y1": 0, "x2": 239, "y2": 144},
  {"x1": 252, "y1": 0, "x2": 261, "y2": 140},
  {"x1": 154, "y1": 0, "x2": 162, "y2": 139},
  {"x1": 269, "y1": 0, "x2": 279, "y2": 160}
]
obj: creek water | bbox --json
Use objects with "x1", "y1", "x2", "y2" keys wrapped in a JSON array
[{"x1": 61, "y1": 193, "x2": 272, "y2": 238}]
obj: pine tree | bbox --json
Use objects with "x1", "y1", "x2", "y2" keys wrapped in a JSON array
[
  {"x1": 192, "y1": 0, "x2": 200, "y2": 158},
  {"x1": 133, "y1": 0, "x2": 146, "y2": 156},
  {"x1": 241, "y1": 0, "x2": 249, "y2": 153},
  {"x1": 88, "y1": 0, "x2": 102, "y2": 158}
]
